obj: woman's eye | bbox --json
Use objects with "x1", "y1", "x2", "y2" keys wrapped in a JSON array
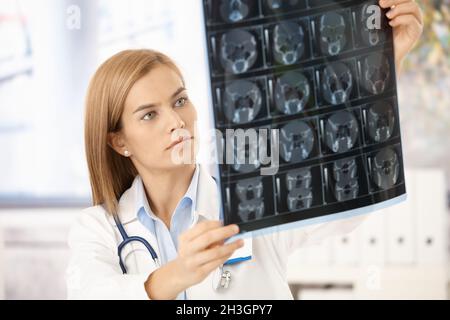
[
  {"x1": 175, "y1": 97, "x2": 188, "y2": 108},
  {"x1": 142, "y1": 112, "x2": 156, "y2": 121}
]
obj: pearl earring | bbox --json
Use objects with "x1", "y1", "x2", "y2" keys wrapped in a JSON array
[{"x1": 124, "y1": 150, "x2": 130, "y2": 157}]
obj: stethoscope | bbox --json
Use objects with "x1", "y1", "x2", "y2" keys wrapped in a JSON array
[
  {"x1": 113, "y1": 213, "x2": 232, "y2": 289},
  {"x1": 113, "y1": 214, "x2": 160, "y2": 274}
]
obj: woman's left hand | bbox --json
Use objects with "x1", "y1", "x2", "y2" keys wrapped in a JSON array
[{"x1": 379, "y1": 0, "x2": 424, "y2": 69}]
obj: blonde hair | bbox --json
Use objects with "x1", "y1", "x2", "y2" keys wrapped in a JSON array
[{"x1": 84, "y1": 49, "x2": 184, "y2": 215}]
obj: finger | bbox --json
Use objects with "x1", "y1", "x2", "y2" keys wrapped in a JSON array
[
  {"x1": 197, "y1": 244, "x2": 242, "y2": 276},
  {"x1": 379, "y1": 0, "x2": 412, "y2": 9},
  {"x1": 389, "y1": 13, "x2": 423, "y2": 32},
  {"x1": 181, "y1": 220, "x2": 222, "y2": 242},
  {"x1": 385, "y1": 2, "x2": 423, "y2": 25},
  {"x1": 194, "y1": 239, "x2": 244, "y2": 266},
  {"x1": 206, "y1": 238, "x2": 226, "y2": 249},
  {"x1": 190, "y1": 224, "x2": 240, "y2": 253},
  {"x1": 198, "y1": 255, "x2": 231, "y2": 278}
]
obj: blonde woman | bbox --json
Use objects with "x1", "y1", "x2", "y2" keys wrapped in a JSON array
[{"x1": 67, "y1": 0, "x2": 423, "y2": 300}]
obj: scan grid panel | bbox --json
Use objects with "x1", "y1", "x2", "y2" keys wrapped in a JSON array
[{"x1": 203, "y1": 0, "x2": 406, "y2": 233}]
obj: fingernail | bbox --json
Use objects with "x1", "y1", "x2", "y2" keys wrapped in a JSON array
[
  {"x1": 233, "y1": 225, "x2": 239, "y2": 233},
  {"x1": 386, "y1": 10, "x2": 393, "y2": 18}
]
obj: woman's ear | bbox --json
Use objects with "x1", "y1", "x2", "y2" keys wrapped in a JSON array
[{"x1": 107, "y1": 131, "x2": 130, "y2": 157}]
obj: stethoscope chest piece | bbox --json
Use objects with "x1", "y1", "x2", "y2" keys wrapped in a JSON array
[
  {"x1": 212, "y1": 265, "x2": 232, "y2": 290},
  {"x1": 220, "y1": 270, "x2": 232, "y2": 289}
]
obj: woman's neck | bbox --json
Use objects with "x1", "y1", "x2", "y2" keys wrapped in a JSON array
[{"x1": 140, "y1": 163, "x2": 196, "y2": 229}]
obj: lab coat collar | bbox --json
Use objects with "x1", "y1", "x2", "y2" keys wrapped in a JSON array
[{"x1": 194, "y1": 164, "x2": 221, "y2": 223}]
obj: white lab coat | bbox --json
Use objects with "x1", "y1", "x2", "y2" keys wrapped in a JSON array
[{"x1": 66, "y1": 164, "x2": 365, "y2": 299}]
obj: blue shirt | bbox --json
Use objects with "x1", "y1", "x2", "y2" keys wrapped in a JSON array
[{"x1": 135, "y1": 165, "x2": 199, "y2": 300}]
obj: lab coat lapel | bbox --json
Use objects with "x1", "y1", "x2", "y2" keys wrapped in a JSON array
[{"x1": 195, "y1": 164, "x2": 221, "y2": 221}]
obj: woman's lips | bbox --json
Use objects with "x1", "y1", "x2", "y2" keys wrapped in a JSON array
[{"x1": 166, "y1": 136, "x2": 193, "y2": 150}]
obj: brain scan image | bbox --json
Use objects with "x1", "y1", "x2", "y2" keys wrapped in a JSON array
[
  {"x1": 367, "y1": 101, "x2": 395, "y2": 143},
  {"x1": 319, "y1": 12, "x2": 347, "y2": 56},
  {"x1": 287, "y1": 187, "x2": 313, "y2": 211},
  {"x1": 220, "y1": 0, "x2": 251, "y2": 23},
  {"x1": 286, "y1": 168, "x2": 312, "y2": 190},
  {"x1": 280, "y1": 120, "x2": 315, "y2": 162},
  {"x1": 322, "y1": 62, "x2": 353, "y2": 105},
  {"x1": 273, "y1": 21, "x2": 305, "y2": 65},
  {"x1": 274, "y1": 71, "x2": 310, "y2": 115},
  {"x1": 334, "y1": 177, "x2": 359, "y2": 201},
  {"x1": 237, "y1": 198, "x2": 265, "y2": 222},
  {"x1": 236, "y1": 177, "x2": 264, "y2": 202},
  {"x1": 236, "y1": 177, "x2": 265, "y2": 221},
  {"x1": 266, "y1": 0, "x2": 301, "y2": 11},
  {"x1": 223, "y1": 80, "x2": 262, "y2": 124},
  {"x1": 220, "y1": 29, "x2": 258, "y2": 74},
  {"x1": 232, "y1": 139, "x2": 261, "y2": 173},
  {"x1": 324, "y1": 110, "x2": 359, "y2": 153},
  {"x1": 372, "y1": 147, "x2": 400, "y2": 190},
  {"x1": 362, "y1": 53, "x2": 391, "y2": 95},
  {"x1": 333, "y1": 157, "x2": 357, "y2": 181},
  {"x1": 360, "y1": 3, "x2": 387, "y2": 46}
]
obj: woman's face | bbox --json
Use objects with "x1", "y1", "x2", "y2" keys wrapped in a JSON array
[{"x1": 111, "y1": 64, "x2": 198, "y2": 172}]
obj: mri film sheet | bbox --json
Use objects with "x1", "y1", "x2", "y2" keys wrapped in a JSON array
[{"x1": 202, "y1": 0, "x2": 406, "y2": 233}]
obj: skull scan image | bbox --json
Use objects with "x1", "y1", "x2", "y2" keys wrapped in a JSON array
[
  {"x1": 287, "y1": 187, "x2": 313, "y2": 211},
  {"x1": 236, "y1": 177, "x2": 264, "y2": 202},
  {"x1": 223, "y1": 80, "x2": 262, "y2": 124},
  {"x1": 333, "y1": 157, "x2": 357, "y2": 181},
  {"x1": 325, "y1": 110, "x2": 359, "y2": 153},
  {"x1": 236, "y1": 177, "x2": 265, "y2": 221},
  {"x1": 232, "y1": 139, "x2": 261, "y2": 173},
  {"x1": 362, "y1": 53, "x2": 391, "y2": 95},
  {"x1": 280, "y1": 120, "x2": 315, "y2": 163},
  {"x1": 372, "y1": 147, "x2": 400, "y2": 190},
  {"x1": 237, "y1": 199, "x2": 265, "y2": 222},
  {"x1": 220, "y1": 29, "x2": 258, "y2": 74},
  {"x1": 319, "y1": 12, "x2": 347, "y2": 56},
  {"x1": 286, "y1": 168, "x2": 312, "y2": 191},
  {"x1": 367, "y1": 101, "x2": 395, "y2": 142},
  {"x1": 273, "y1": 21, "x2": 305, "y2": 65},
  {"x1": 322, "y1": 62, "x2": 353, "y2": 105},
  {"x1": 266, "y1": 0, "x2": 300, "y2": 11},
  {"x1": 334, "y1": 177, "x2": 359, "y2": 202},
  {"x1": 220, "y1": 0, "x2": 250, "y2": 23},
  {"x1": 274, "y1": 71, "x2": 310, "y2": 115},
  {"x1": 360, "y1": 3, "x2": 387, "y2": 46}
]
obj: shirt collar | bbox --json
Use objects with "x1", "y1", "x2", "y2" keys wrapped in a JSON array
[{"x1": 135, "y1": 164, "x2": 200, "y2": 224}]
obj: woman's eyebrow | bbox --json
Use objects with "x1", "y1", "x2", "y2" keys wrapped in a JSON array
[{"x1": 133, "y1": 87, "x2": 186, "y2": 114}]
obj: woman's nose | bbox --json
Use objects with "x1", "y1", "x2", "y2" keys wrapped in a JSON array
[{"x1": 166, "y1": 108, "x2": 185, "y2": 132}]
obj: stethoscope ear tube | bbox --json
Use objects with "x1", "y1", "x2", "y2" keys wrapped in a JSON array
[{"x1": 113, "y1": 214, "x2": 159, "y2": 274}]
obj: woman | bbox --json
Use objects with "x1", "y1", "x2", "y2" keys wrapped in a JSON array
[{"x1": 67, "y1": 0, "x2": 423, "y2": 299}]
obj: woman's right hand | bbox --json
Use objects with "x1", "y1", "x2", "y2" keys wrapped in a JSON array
[
  {"x1": 175, "y1": 220, "x2": 243, "y2": 288},
  {"x1": 144, "y1": 220, "x2": 243, "y2": 299}
]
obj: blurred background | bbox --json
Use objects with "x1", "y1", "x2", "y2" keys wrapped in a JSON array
[{"x1": 0, "y1": 0, "x2": 448, "y2": 299}]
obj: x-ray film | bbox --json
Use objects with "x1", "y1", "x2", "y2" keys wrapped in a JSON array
[{"x1": 202, "y1": 0, "x2": 406, "y2": 234}]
